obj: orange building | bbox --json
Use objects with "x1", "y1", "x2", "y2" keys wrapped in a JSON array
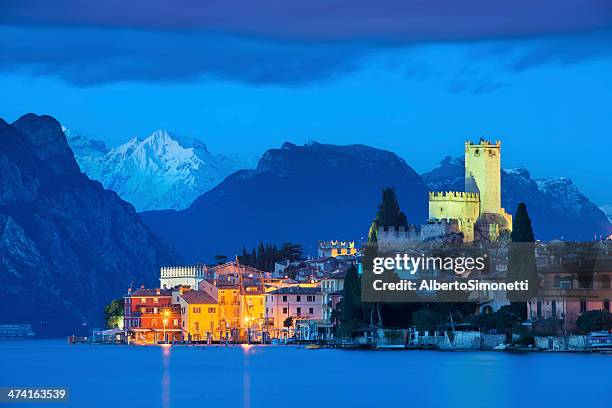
[{"x1": 124, "y1": 288, "x2": 181, "y2": 343}]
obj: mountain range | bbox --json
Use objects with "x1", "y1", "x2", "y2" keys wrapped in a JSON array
[
  {"x1": 0, "y1": 114, "x2": 181, "y2": 336},
  {"x1": 141, "y1": 141, "x2": 430, "y2": 261},
  {"x1": 66, "y1": 128, "x2": 254, "y2": 211}
]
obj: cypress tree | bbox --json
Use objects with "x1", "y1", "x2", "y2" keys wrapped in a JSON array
[
  {"x1": 507, "y1": 202, "x2": 538, "y2": 310},
  {"x1": 511, "y1": 202, "x2": 535, "y2": 242}
]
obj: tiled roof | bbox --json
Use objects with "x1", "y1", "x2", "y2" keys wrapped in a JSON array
[
  {"x1": 180, "y1": 290, "x2": 217, "y2": 304},
  {"x1": 131, "y1": 288, "x2": 172, "y2": 297},
  {"x1": 268, "y1": 286, "x2": 321, "y2": 295}
]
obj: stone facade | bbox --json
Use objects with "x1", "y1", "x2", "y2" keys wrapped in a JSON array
[{"x1": 428, "y1": 139, "x2": 512, "y2": 242}]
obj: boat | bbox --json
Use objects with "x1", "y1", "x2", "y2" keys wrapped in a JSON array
[
  {"x1": 588, "y1": 331, "x2": 612, "y2": 352},
  {"x1": 305, "y1": 344, "x2": 322, "y2": 349}
]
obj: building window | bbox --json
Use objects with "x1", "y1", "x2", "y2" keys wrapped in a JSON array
[
  {"x1": 208, "y1": 307, "x2": 216, "y2": 313},
  {"x1": 602, "y1": 275, "x2": 610, "y2": 289},
  {"x1": 173, "y1": 319, "x2": 178, "y2": 326},
  {"x1": 307, "y1": 295, "x2": 315, "y2": 302},
  {"x1": 604, "y1": 300, "x2": 610, "y2": 312},
  {"x1": 296, "y1": 307, "x2": 301, "y2": 316},
  {"x1": 282, "y1": 307, "x2": 288, "y2": 314},
  {"x1": 580, "y1": 299, "x2": 587, "y2": 313},
  {"x1": 282, "y1": 295, "x2": 287, "y2": 302},
  {"x1": 553, "y1": 275, "x2": 560, "y2": 288},
  {"x1": 141, "y1": 298, "x2": 146, "y2": 303},
  {"x1": 193, "y1": 307, "x2": 201, "y2": 313},
  {"x1": 153, "y1": 297, "x2": 158, "y2": 303},
  {"x1": 536, "y1": 301, "x2": 542, "y2": 318},
  {"x1": 296, "y1": 296, "x2": 301, "y2": 302},
  {"x1": 551, "y1": 300, "x2": 557, "y2": 317},
  {"x1": 309, "y1": 308, "x2": 314, "y2": 314}
]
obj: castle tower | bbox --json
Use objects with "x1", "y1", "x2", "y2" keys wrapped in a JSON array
[{"x1": 465, "y1": 139, "x2": 501, "y2": 215}]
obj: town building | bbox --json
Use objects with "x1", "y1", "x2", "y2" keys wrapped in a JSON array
[
  {"x1": 177, "y1": 290, "x2": 218, "y2": 342},
  {"x1": 265, "y1": 286, "x2": 323, "y2": 338},
  {"x1": 527, "y1": 259, "x2": 611, "y2": 329},
  {"x1": 160, "y1": 264, "x2": 210, "y2": 289},
  {"x1": 124, "y1": 287, "x2": 181, "y2": 343},
  {"x1": 321, "y1": 270, "x2": 346, "y2": 322}
]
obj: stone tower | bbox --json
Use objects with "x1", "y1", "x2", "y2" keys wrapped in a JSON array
[{"x1": 465, "y1": 139, "x2": 501, "y2": 215}]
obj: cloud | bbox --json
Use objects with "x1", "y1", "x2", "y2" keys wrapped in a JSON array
[
  {"x1": 2, "y1": 0, "x2": 612, "y2": 42},
  {"x1": 0, "y1": 26, "x2": 372, "y2": 86}
]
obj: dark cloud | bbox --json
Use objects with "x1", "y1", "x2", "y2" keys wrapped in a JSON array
[
  {"x1": 2, "y1": 0, "x2": 612, "y2": 42},
  {"x1": 0, "y1": 26, "x2": 371, "y2": 86},
  {"x1": 1, "y1": 1, "x2": 612, "y2": 88}
]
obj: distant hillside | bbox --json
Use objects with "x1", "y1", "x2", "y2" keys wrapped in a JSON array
[
  {"x1": 142, "y1": 141, "x2": 429, "y2": 261},
  {"x1": 0, "y1": 114, "x2": 181, "y2": 336},
  {"x1": 422, "y1": 156, "x2": 611, "y2": 240},
  {"x1": 66, "y1": 128, "x2": 255, "y2": 211}
]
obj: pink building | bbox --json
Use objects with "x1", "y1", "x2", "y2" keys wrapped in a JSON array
[
  {"x1": 265, "y1": 286, "x2": 322, "y2": 338},
  {"x1": 527, "y1": 260, "x2": 611, "y2": 329}
]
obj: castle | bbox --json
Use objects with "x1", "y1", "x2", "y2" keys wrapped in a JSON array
[{"x1": 428, "y1": 139, "x2": 512, "y2": 242}]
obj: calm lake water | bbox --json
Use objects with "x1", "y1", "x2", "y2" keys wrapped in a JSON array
[{"x1": 0, "y1": 340, "x2": 609, "y2": 408}]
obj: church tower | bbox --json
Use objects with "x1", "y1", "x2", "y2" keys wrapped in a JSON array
[{"x1": 464, "y1": 139, "x2": 501, "y2": 215}]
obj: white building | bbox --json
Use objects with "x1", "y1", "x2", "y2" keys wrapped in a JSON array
[{"x1": 160, "y1": 265, "x2": 209, "y2": 289}]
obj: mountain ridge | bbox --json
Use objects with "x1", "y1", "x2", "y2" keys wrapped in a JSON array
[
  {"x1": 66, "y1": 128, "x2": 255, "y2": 212},
  {"x1": 0, "y1": 114, "x2": 181, "y2": 336}
]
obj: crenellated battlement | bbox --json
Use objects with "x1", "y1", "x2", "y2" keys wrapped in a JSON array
[
  {"x1": 465, "y1": 138, "x2": 501, "y2": 148},
  {"x1": 429, "y1": 191, "x2": 480, "y2": 201}
]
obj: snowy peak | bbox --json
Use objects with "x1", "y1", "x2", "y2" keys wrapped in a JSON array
[{"x1": 66, "y1": 128, "x2": 255, "y2": 211}]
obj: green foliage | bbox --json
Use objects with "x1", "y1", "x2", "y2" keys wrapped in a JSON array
[
  {"x1": 411, "y1": 308, "x2": 446, "y2": 332},
  {"x1": 373, "y1": 187, "x2": 408, "y2": 229},
  {"x1": 238, "y1": 241, "x2": 290, "y2": 272},
  {"x1": 104, "y1": 298, "x2": 124, "y2": 329},
  {"x1": 532, "y1": 318, "x2": 562, "y2": 336},
  {"x1": 508, "y1": 202, "x2": 538, "y2": 302},
  {"x1": 214, "y1": 254, "x2": 228, "y2": 265},
  {"x1": 337, "y1": 265, "x2": 363, "y2": 337},
  {"x1": 576, "y1": 310, "x2": 612, "y2": 333},
  {"x1": 471, "y1": 305, "x2": 522, "y2": 332},
  {"x1": 515, "y1": 334, "x2": 535, "y2": 346},
  {"x1": 283, "y1": 316, "x2": 293, "y2": 328},
  {"x1": 511, "y1": 202, "x2": 535, "y2": 242}
]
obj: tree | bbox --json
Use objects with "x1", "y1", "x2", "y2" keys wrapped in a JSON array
[
  {"x1": 337, "y1": 265, "x2": 362, "y2": 337},
  {"x1": 576, "y1": 310, "x2": 612, "y2": 333},
  {"x1": 412, "y1": 308, "x2": 445, "y2": 333},
  {"x1": 507, "y1": 202, "x2": 538, "y2": 308},
  {"x1": 104, "y1": 298, "x2": 124, "y2": 329},
  {"x1": 283, "y1": 316, "x2": 293, "y2": 328},
  {"x1": 279, "y1": 242, "x2": 305, "y2": 262},
  {"x1": 511, "y1": 202, "x2": 535, "y2": 242},
  {"x1": 214, "y1": 254, "x2": 228, "y2": 265}
]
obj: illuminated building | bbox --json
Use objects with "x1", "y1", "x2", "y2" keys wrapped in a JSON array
[
  {"x1": 123, "y1": 287, "x2": 181, "y2": 343},
  {"x1": 318, "y1": 240, "x2": 357, "y2": 258}
]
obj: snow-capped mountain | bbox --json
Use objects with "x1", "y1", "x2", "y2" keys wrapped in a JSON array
[
  {"x1": 66, "y1": 128, "x2": 255, "y2": 211},
  {"x1": 598, "y1": 204, "x2": 612, "y2": 223}
]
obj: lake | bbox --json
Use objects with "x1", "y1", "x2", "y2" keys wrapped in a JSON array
[{"x1": 0, "y1": 340, "x2": 609, "y2": 408}]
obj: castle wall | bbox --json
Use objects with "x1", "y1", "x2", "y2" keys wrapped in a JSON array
[
  {"x1": 465, "y1": 140, "x2": 501, "y2": 215},
  {"x1": 428, "y1": 192, "x2": 480, "y2": 242}
]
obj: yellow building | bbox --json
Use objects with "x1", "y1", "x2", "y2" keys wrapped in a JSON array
[
  {"x1": 428, "y1": 139, "x2": 512, "y2": 242},
  {"x1": 217, "y1": 286, "x2": 241, "y2": 337},
  {"x1": 178, "y1": 290, "x2": 219, "y2": 341}
]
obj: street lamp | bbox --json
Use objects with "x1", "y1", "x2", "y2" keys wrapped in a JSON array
[{"x1": 162, "y1": 309, "x2": 170, "y2": 343}]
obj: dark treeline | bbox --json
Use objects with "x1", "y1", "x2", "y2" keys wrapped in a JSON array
[{"x1": 237, "y1": 241, "x2": 305, "y2": 272}]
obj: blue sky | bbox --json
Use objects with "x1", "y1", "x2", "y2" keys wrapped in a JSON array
[{"x1": 1, "y1": 1, "x2": 611, "y2": 204}]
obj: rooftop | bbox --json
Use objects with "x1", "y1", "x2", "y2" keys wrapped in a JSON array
[
  {"x1": 268, "y1": 286, "x2": 321, "y2": 295},
  {"x1": 180, "y1": 290, "x2": 217, "y2": 304}
]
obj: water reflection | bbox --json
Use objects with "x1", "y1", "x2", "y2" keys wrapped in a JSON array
[
  {"x1": 161, "y1": 345, "x2": 171, "y2": 408},
  {"x1": 242, "y1": 345, "x2": 252, "y2": 408}
]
